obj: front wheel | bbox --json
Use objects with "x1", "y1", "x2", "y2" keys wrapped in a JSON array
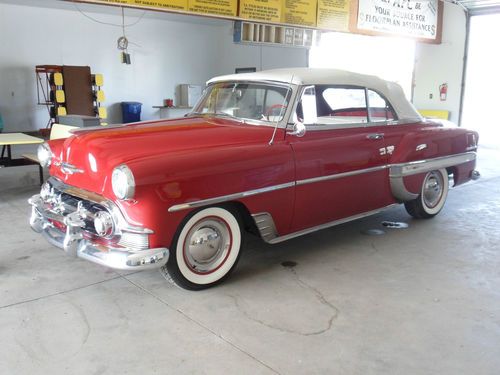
[
  {"x1": 164, "y1": 206, "x2": 243, "y2": 290},
  {"x1": 404, "y1": 169, "x2": 449, "y2": 219}
]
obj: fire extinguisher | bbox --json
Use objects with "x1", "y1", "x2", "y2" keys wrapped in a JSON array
[{"x1": 439, "y1": 83, "x2": 448, "y2": 101}]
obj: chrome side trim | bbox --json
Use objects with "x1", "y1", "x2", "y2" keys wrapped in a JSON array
[
  {"x1": 251, "y1": 212, "x2": 278, "y2": 242},
  {"x1": 266, "y1": 204, "x2": 399, "y2": 244},
  {"x1": 296, "y1": 165, "x2": 388, "y2": 186},
  {"x1": 167, "y1": 182, "x2": 295, "y2": 213},
  {"x1": 389, "y1": 152, "x2": 476, "y2": 178},
  {"x1": 168, "y1": 152, "x2": 476, "y2": 211},
  {"x1": 390, "y1": 177, "x2": 418, "y2": 201},
  {"x1": 389, "y1": 152, "x2": 476, "y2": 202},
  {"x1": 304, "y1": 118, "x2": 421, "y2": 131}
]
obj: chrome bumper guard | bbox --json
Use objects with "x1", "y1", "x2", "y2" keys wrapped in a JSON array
[{"x1": 29, "y1": 189, "x2": 169, "y2": 271}]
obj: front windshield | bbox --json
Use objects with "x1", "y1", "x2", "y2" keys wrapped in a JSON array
[{"x1": 190, "y1": 82, "x2": 292, "y2": 123}]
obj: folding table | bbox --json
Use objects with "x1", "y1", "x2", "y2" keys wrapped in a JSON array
[{"x1": 0, "y1": 133, "x2": 45, "y2": 185}]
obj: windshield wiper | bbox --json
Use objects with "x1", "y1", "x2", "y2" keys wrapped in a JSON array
[
  {"x1": 185, "y1": 111, "x2": 244, "y2": 123},
  {"x1": 212, "y1": 112, "x2": 244, "y2": 122},
  {"x1": 185, "y1": 111, "x2": 204, "y2": 117}
]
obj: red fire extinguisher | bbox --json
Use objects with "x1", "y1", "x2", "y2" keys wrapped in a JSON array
[{"x1": 439, "y1": 83, "x2": 448, "y2": 101}]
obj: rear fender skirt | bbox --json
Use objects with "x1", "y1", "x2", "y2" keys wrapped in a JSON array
[{"x1": 389, "y1": 152, "x2": 476, "y2": 202}]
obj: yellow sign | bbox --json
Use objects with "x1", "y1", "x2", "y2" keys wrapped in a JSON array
[
  {"x1": 188, "y1": 0, "x2": 237, "y2": 16},
  {"x1": 95, "y1": 0, "x2": 188, "y2": 11},
  {"x1": 317, "y1": 0, "x2": 349, "y2": 31},
  {"x1": 95, "y1": 0, "x2": 133, "y2": 4},
  {"x1": 239, "y1": 0, "x2": 282, "y2": 23},
  {"x1": 131, "y1": 0, "x2": 187, "y2": 11},
  {"x1": 94, "y1": 0, "x2": 134, "y2": 4},
  {"x1": 282, "y1": 0, "x2": 317, "y2": 27}
]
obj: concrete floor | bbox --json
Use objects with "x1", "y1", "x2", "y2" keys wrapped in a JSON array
[{"x1": 1, "y1": 145, "x2": 499, "y2": 374}]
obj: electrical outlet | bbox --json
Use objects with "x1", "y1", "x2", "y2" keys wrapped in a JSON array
[{"x1": 429, "y1": 93, "x2": 433, "y2": 99}]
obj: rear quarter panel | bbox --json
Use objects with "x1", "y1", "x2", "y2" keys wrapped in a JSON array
[{"x1": 387, "y1": 122, "x2": 478, "y2": 195}]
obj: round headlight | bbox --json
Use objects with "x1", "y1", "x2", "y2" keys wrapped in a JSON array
[
  {"x1": 94, "y1": 211, "x2": 114, "y2": 237},
  {"x1": 37, "y1": 143, "x2": 53, "y2": 167},
  {"x1": 112, "y1": 164, "x2": 135, "y2": 200}
]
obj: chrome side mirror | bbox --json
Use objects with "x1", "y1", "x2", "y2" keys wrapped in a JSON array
[{"x1": 287, "y1": 121, "x2": 306, "y2": 137}]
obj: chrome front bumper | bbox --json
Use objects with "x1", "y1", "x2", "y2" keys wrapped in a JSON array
[{"x1": 28, "y1": 182, "x2": 169, "y2": 270}]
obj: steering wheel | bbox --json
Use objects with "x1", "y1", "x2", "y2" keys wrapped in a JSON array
[{"x1": 264, "y1": 104, "x2": 286, "y2": 121}]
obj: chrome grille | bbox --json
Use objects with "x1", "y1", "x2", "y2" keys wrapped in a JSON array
[
  {"x1": 118, "y1": 232, "x2": 149, "y2": 251},
  {"x1": 45, "y1": 179, "x2": 150, "y2": 249},
  {"x1": 47, "y1": 181, "x2": 109, "y2": 236}
]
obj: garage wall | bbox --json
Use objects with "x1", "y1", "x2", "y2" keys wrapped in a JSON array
[
  {"x1": 215, "y1": 28, "x2": 308, "y2": 75},
  {"x1": 0, "y1": 1, "x2": 307, "y2": 131},
  {"x1": 412, "y1": 2, "x2": 467, "y2": 124}
]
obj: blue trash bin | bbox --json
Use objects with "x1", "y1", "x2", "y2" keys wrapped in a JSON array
[{"x1": 121, "y1": 102, "x2": 142, "y2": 123}]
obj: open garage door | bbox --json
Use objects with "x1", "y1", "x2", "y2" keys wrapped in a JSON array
[{"x1": 462, "y1": 13, "x2": 500, "y2": 149}]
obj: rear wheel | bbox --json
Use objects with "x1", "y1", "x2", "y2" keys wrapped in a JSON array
[
  {"x1": 404, "y1": 169, "x2": 449, "y2": 219},
  {"x1": 164, "y1": 206, "x2": 243, "y2": 290}
]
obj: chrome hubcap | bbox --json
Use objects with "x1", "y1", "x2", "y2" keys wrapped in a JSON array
[
  {"x1": 184, "y1": 217, "x2": 231, "y2": 274},
  {"x1": 423, "y1": 171, "x2": 443, "y2": 208}
]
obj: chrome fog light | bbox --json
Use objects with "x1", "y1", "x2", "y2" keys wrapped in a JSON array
[{"x1": 94, "y1": 211, "x2": 114, "y2": 237}]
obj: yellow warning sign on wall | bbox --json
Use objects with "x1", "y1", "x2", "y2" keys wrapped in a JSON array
[
  {"x1": 239, "y1": 0, "x2": 282, "y2": 23},
  {"x1": 317, "y1": 0, "x2": 349, "y2": 31},
  {"x1": 95, "y1": 0, "x2": 188, "y2": 11},
  {"x1": 188, "y1": 0, "x2": 237, "y2": 16},
  {"x1": 131, "y1": 0, "x2": 187, "y2": 11},
  {"x1": 282, "y1": 0, "x2": 317, "y2": 27},
  {"x1": 94, "y1": 0, "x2": 133, "y2": 4}
]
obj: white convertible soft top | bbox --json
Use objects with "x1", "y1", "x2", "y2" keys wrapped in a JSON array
[{"x1": 208, "y1": 68, "x2": 421, "y2": 121}]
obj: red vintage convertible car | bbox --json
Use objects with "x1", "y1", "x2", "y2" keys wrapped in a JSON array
[{"x1": 29, "y1": 68, "x2": 479, "y2": 290}]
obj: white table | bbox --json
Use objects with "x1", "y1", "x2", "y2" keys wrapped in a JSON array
[{"x1": 0, "y1": 133, "x2": 45, "y2": 184}]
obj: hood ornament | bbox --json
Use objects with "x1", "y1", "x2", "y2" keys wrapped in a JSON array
[{"x1": 60, "y1": 162, "x2": 84, "y2": 175}]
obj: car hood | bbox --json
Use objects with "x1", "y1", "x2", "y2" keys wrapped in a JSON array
[{"x1": 50, "y1": 117, "x2": 277, "y2": 195}]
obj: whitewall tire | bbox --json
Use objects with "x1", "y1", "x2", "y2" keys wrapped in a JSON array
[
  {"x1": 165, "y1": 206, "x2": 243, "y2": 290},
  {"x1": 405, "y1": 168, "x2": 449, "y2": 219}
]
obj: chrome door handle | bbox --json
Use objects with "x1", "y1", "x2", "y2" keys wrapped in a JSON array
[{"x1": 366, "y1": 133, "x2": 384, "y2": 140}]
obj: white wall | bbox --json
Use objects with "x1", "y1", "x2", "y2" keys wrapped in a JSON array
[
  {"x1": 215, "y1": 28, "x2": 308, "y2": 75},
  {"x1": 0, "y1": 0, "x2": 307, "y2": 131},
  {"x1": 412, "y1": 2, "x2": 466, "y2": 124}
]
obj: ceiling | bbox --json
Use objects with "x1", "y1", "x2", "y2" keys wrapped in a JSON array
[{"x1": 454, "y1": 0, "x2": 500, "y2": 14}]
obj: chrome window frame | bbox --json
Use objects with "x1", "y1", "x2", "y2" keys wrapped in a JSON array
[
  {"x1": 289, "y1": 84, "x2": 417, "y2": 132},
  {"x1": 189, "y1": 80, "x2": 299, "y2": 129},
  {"x1": 365, "y1": 88, "x2": 398, "y2": 123}
]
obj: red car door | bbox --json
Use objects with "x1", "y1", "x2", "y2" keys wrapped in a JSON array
[
  {"x1": 287, "y1": 85, "x2": 392, "y2": 232},
  {"x1": 366, "y1": 88, "x2": 414, "y2": 163}
]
